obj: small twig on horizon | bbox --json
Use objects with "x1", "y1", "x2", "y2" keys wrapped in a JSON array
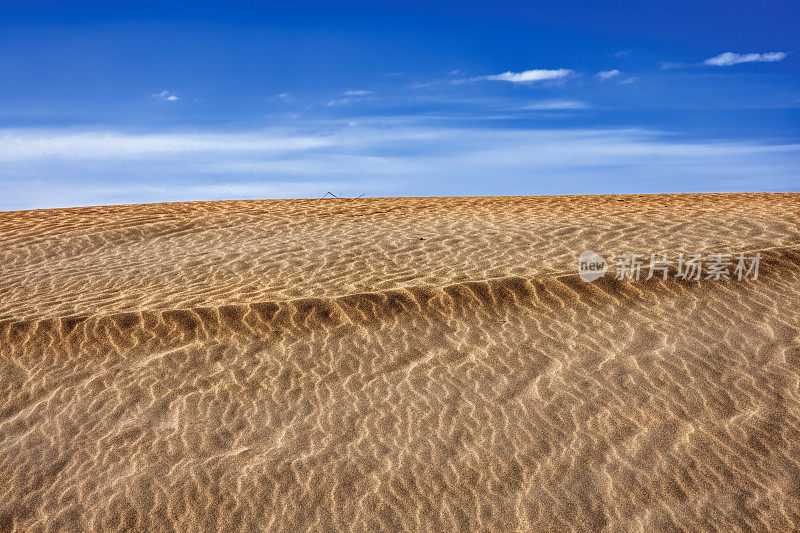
[{"x1": 321, "y1": 192, "x2": 366, "y2": 199}]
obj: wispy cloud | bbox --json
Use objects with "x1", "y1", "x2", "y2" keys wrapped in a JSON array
[
  {"x1": 479, "y1": 68, "x2": 573, "y2": 83},
  {"x1": 326, "y1": 98, "x2": 354, "y2": 107},
  {"x1": 596, "y1": 69, "x2": 634, "y2": 84},
  {"x1": 596, "y1": 69, "x2": 620, "y2": 81},
  {"x1": 327, "y1": 90, "x2": 375, "y2": 106},
  {"x1": 704, "y1": 52, "x2": 787, "y2": 66},
  {"x1": 521, "y1": 100, "x2": 589, "y2": 110},
  {"x1": 151, "y1": 90, "x2": 179, "y2": 102},
  {"x1": 0, "y1": 130, "x2": 330, "y2": 160},
  {"x1": 3, "y1": 123, "x2": 798, "y2": 210},
  {"x1": 407, "y1": 80, "x2": 440, "y2": 89}
]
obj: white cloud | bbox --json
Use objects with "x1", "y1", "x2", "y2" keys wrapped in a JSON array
[
  {"x1": 480, "y1": 68, "x2": 573, "y2": 83},
  {"x1": 326, "y1": 98, "x2": 353, "y2": 107},
  {"x1": 704, "y1": 52, "x2": 787, "y2": 66},
  {"x1": 151, "y1": 90, "x2": 179, "y2": 102},
  {"x1": 2, "y1": 123, "x2": 799, "y2": 210},
  {"x1": 0, "y1": 130, "x2": 332, "y2": 160},
  {"x1": 521, "y1": 100, "x2": 589, "y2": 110},
  {"x1": 407, "y1": 80, "x2": 440, "y2": 89},
  {"x1": 596, "y1": 69, "x2": 620, "y2": 80},
  {"x1": 327, "y1": 90, "x2": 374, "y2": 106}
]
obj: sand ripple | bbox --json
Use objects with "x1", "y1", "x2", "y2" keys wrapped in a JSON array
[{"x1": 1, "y1": 194, "x2": 799, "y2": 531}]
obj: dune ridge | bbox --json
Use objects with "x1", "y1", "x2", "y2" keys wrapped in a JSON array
[
  {"x1": 2, "y1": 193, "x2": 797, "y2": 321},
  {"x1": 1, "y1": 194, "x2": 799, "y2": 531}
]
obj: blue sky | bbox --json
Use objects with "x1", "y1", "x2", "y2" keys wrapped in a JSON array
[{"x1": 1, "y1": 0, "x2": 798, "y2": 210}]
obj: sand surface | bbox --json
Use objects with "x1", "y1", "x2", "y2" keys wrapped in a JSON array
[{"x1": 1, "y1": 193, "x2": 799, "y2": 531}]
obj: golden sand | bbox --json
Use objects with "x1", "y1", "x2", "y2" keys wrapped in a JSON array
[{"x1": 1, "y1": 193, "x2": 799, "y2": 531}]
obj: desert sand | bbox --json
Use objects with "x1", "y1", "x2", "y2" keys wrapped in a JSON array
[{"x1": 1, "y1": 193, "x2": 799, "y2": 531}]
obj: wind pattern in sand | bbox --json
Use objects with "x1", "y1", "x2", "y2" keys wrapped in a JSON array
[{"x1": 1, "y1": 193, "x2": 799, "y2": 531}]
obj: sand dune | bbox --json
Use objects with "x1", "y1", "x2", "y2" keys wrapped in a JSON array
[{"x1": 1, "y1": 193, "x2": 799, "y2": 531}]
